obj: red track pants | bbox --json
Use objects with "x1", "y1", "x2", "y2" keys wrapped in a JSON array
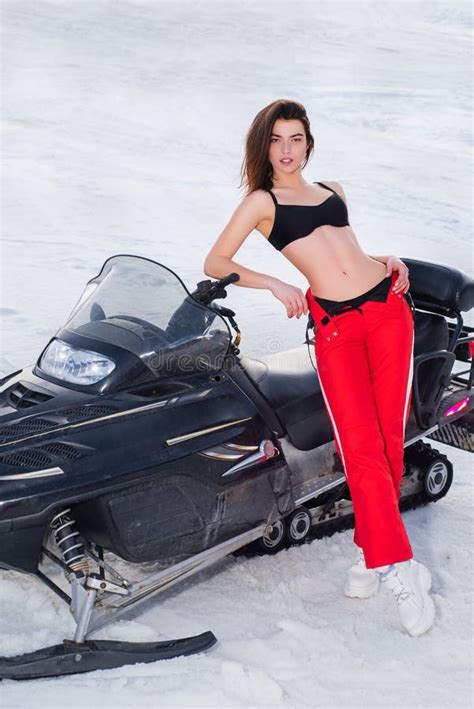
[{"x1": 305, "y1": 271, "x2": 415, "y2": 569}]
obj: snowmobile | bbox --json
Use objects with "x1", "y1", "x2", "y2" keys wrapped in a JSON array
[{"x1": 0, "y1": 254, "x2": 472, "y2": 680}]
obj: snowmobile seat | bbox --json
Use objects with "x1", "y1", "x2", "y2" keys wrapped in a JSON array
[
  {"x1": 237, "y1": 346, "x2": 333, "y2": 451},
  {"x1": 401, "y1": 258, "x2": 474, "y2": 315}
]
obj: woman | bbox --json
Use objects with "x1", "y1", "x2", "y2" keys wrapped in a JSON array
[{"x1": 204, "y1": 99, "x2": 435, "y2": 636}]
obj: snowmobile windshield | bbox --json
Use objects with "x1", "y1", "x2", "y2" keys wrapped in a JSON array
[{"x1": 59, "y1": 255, "x2": 232, "y2": 378}]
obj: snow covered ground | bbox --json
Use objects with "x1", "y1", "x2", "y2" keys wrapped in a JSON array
[{"x1": 0, "y1": 0, "x2": 472, "y2": 706}]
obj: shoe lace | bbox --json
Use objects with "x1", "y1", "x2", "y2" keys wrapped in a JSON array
[
  {"x1": 380, "y1": 567, "x2": 412, "y2": 604},
  {"x1": 393, "y1": 584, "x2": 411, "y2": 605}
]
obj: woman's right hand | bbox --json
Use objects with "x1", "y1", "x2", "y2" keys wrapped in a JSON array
[{"x1": 269, "y1": 279, "x2": 309, "y2": 319}]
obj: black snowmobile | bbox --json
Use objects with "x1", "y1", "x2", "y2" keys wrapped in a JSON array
[{"x1": 0, "y1": 254, "x2": 472, "y2": 680}]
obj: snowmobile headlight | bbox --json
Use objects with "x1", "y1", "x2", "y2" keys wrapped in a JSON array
[{"x1": 39, "y1": 339, "x2": 115, "y2": 385}]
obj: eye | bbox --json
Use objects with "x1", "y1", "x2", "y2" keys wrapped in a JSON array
[
  {"x1": 293, "y1": 137, "x2": 302, "y2": 142},
  {"x1": 270, "y1": 137, "x2": 279, "y2": 143}
]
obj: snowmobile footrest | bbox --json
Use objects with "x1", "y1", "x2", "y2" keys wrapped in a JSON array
[{"x1": 0, "y1": 631, "x2": 217, "y2": 680}]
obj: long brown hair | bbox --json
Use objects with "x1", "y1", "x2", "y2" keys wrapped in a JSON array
[{"x1": 239, "y1": 99, "x2": 315, "y2": 195}]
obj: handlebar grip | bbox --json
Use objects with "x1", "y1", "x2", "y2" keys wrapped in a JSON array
[{"x1": 218, "y1": 272, "x2": 240, "y2": 288}]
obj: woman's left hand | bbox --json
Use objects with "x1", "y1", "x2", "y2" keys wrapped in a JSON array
[{"x1": 386, "y1": 256, "x2": 410, "y2": 293}]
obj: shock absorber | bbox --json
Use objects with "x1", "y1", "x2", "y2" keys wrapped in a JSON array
[{"x1": 50, "y1": 508, "x2": 89, "y2": 574}]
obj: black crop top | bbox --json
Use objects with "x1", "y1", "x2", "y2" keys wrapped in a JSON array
[{"x1": 266, "y1": 181, "x2": 350, "y2": 251}]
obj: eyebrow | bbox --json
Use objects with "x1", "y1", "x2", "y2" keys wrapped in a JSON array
[{"x1": 270, "y1": 132, "x2": 304, "y2": 138}]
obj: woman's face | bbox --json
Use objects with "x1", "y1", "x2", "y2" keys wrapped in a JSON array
[{"x1": 268, "y1": 118, "x2": 309, "y2": 174}]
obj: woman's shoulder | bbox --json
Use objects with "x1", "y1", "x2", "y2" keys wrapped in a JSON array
[
  {"x1": 244, "y1": 187, "x2": 272, "y2": 201},
  {"x1": 319, "y1": 179, "x2": 342, "y2": 189},
  {"x1": 238, "y1": 188, "x2": 273, "y2": 213}
]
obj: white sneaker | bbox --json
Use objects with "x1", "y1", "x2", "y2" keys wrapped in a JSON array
[
  {"x1": 344, "y1": 546, "x2": 380, "y2": 598},
  {"x1": 375, "y1": 559, "x2": 435, "y2": 636}
]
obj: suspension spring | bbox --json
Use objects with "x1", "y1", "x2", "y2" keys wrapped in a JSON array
[{"x1": 50, "y1": 508, "x2": 89, "y2": 574}]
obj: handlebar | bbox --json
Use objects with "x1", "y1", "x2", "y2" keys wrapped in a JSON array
[
  {"x1": 191, "y1": 272, "x2": 240, "y2": 306},
  {"x1": 166, "y1": 272, "x2": 241, "y2": 348}
]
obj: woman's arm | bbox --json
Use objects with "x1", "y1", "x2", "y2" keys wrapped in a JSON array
[
  {"x1": 204, "y1": 191, "x2": 279, "y2": 291},
  {"x1": 204, "y1": 191, "x2": 308, "y2": 318}
]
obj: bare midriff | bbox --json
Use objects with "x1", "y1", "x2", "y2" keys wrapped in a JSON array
[{"x1": 266, "y1": 224, "x2": 387, "y2": 301}]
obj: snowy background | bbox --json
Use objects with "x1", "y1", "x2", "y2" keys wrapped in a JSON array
[{"x1": 0, "y1": 0, "x2": 472, "y2": 706}]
